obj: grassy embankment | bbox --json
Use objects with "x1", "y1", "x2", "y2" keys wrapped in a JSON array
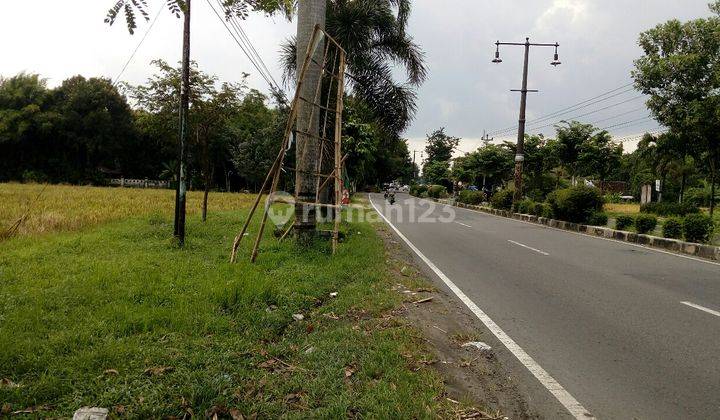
[{"x1": 0, "y1": 183, "x2": 452, "y2": 418}]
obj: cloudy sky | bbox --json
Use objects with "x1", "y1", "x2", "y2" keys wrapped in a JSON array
[{"x1": 0, "y1": 0, "x2": 714, "y2": 155}]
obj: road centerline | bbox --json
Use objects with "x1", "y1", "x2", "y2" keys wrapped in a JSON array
[
  {"x1": 681, "y1": 301, "x2": 720, "y2": 318},
  {"x1": 454, "y1": 221, "x2": 472, "y2": 228},
  {"x1": 370, "y1": 195, "x2": 594, "y2": 419},
  {"x1": 508, "y1": 240, "x2": 550, "y2": 256}
]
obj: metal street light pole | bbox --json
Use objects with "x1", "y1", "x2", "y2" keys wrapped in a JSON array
[{"x1": 492, "y1": 38, "x2": 561, "y2": 209}]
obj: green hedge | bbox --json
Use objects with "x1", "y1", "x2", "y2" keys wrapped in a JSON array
[
  {"x1": 491, "y1": 188, "x2": 514, "y2": 210},
  {"x1": 517, "y1": 199, "x2": 536, "y2": 215},
  {"x1": 635, "y1": 214, "x2": 658, "y2": 234},
  {"x1": 427, "y1": 185, "x2": 448, "y2": 199},
  {"x1": 547, "y1": 186, "x2": 604, "y2": 224},
  {"x1": 615, "y1": 215, "x2": 634, "y2": 231},
  {"x1": 662, "y1": 217, "x2": 683, "y2": 239},
  {"x1": 683, "y1": 214, "x2": 715, "y2": 243},
  {"x1": 458, "y1": 190, "x2": 484, "y2": 205},
  {"x1": 537, "y1": 203, "x2": 554, "y2": 218},
  {"x1": 588, "y1": 212, "x2": 609, "y2": 227},
  {"x1": 409, "y1": 184, "x2": 428, "y2": 197},
  {"x1": 640, "y1": 202, "x2": 700, "y2": 217}
]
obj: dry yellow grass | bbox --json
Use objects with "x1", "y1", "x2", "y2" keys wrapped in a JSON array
[
  {"x1": 604, "y1": 203, "x2": 641, "y2": 214},
  {"x1": 0, "y1": 183, "x2": 254, "y2": 238}
]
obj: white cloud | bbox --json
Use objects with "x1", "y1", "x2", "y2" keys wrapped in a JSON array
[{"x1": 535, "y1": 0, "x2": 590, "y2": 32}]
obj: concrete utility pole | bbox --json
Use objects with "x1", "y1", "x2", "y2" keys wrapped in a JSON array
[
  {"x1": 492, "y1": 38, "x2": 561, "y2": 209},
  {"x1": 294, "y1": 0, "x2": 326, "y2": 244},
  {"x1": 481, "y1": 131, "x2": 493, "y2": 147},
  {"x1": 174, "y1": 0, "x2": 191, "y2": 245}
]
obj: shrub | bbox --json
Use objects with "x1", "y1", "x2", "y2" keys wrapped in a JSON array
[
  {"x1": 427, "y1": 185, "x2": 448, "y2": 199},
  {"x1": 587, "y1": 212, "x2": 609, "y2": 226},
  {"x1": 685, "y1": 184, "x2": 719, "y2": 208},
  {"x1": 22, "y1": 170, "x2": 49, "y2": 184},
  {"x1": 491, "y1": 188, "x2": 514, "y2": 210},
  {"x1": 458, "y1": 190, "x2": 484, "y2": 205},
  {"x1": 683, "y1": 214, "x2": 715, "y2": 243},
  {"x1": 537, "y1": 203, "x2": 554, "y2": 218},
  {"x1": 517, "y1": 199, "x2": 536, "y2": 215},
  {"x1": 615, "y1": 215, "x2": 634, "y2": 231},
  {"x1": 635, "y1": 214, "x2": 658, "y2": 235},
  {"x1": 409, "y1": 184, "x2": 428, "y2": 197},
  {"x1": 548, "y1": 186, "x2": 604, "y2": 224},
  {"x1": 604, "y1": 193, "x2": 622, "y2": 204},
  {"x1": 640, "y1": 202, "x2": 700, "y2": 217},
  {"x1": 662, "y1": 217, "x2": 683, "y2": 239}
]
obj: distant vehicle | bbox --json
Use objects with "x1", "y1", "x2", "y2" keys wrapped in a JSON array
[
  {"x1": 400, "y1": 185, "x2": 410, "y2": 192},
  {"x1": 468, "y1": 185, "x2": 479, "y2": 191}
]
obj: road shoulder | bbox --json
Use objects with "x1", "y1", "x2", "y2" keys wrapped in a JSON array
[{"x1": 373, "y1": 219, "x2": 538, "y2": 419}]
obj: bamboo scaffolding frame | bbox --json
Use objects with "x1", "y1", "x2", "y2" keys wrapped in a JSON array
[{"x1": 229, "y1": 25, "x2": 347, "y2": 263}]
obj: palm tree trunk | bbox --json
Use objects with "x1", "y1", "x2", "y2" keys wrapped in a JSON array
[{"x1": 294, "y1": 0, "x2": 326, "y2": 244}]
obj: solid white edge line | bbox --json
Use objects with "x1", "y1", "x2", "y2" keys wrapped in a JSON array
[
  {"x1": 681, "y1": 301, "x2": 720, "y2": 317},
  {"x1": 369, "y1": 195, "x2": 595, "y2": 420},
  {"x1": 508, "y1": 240, "x2": 550, "y2": 256},
  {"x1": 432, "y1": 199, "x2": 720, "y2": 268}
]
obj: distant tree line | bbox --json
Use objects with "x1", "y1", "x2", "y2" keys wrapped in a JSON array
[{"x1": 0, "y1": 62, "x2": 414, "y2": 193}]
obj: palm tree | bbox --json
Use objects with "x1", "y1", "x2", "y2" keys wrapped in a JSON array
[{"x1": 280, "y1": 0, "x2": 427, "y2": 135}]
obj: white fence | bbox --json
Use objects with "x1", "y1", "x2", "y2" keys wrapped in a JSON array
[{"x1": 109, "y1": 178, "x2": 171, "y2": 189}]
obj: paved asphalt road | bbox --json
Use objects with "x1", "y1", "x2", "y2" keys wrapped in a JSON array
[{"x1": 370, "y1": 193, "x2": 720, "y2": 419}]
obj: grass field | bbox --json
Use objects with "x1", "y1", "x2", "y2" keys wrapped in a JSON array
[
  {"x1": 0, "y1": 184, "x2": 453, "y2": 418},
  {"x1": 603, "y1": 203, "x2": 640, "y2": 214},
  {"x1": 0, "y1": 183, "x2": 253, "y2": 239}
]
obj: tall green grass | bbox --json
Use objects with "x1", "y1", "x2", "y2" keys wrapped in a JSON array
[{"x1": 0, "y1": 208, "x2": 446, "y2": 417}]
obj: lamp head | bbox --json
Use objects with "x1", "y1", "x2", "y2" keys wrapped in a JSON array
[
  {"x1": 550, "y1": 44, "x2": 561, "y2": 66},
  {"x1": 492, "y1": 41, "x2": 502, "y2": 64}
]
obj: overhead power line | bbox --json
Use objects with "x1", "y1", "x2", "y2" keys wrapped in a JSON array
[
  {"x1": 513, "y1": 95, "x2": 646, "y2": 135},
  {"x1": 487, "y1": 82, "x2": 634, "y2": 135},
  {"x1": 600, "y1": 116, "x2": 654, "y2": 131},
  {"x1": 112, "y1": 5, "x2": 164, "y2": 86},
  {"x1": 205, "y1": 0, "x2": 283, "y2": 94},
  {"x1": 615, "y1": 128, "x2": 668, "y2": 143}
]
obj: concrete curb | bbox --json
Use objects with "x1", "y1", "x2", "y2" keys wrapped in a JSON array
[{"x1": 437, "y1": 199, "x2": 720, "y2": 262}]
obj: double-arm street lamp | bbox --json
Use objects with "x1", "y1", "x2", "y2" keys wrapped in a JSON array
[{"x1": 492, "y1": 38, "x2": 561, "y2": 208}]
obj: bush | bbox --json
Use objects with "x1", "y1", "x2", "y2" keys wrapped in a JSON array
[
  {"x1": 615, "y1": 215, "x2": 634, "y2": 231},
  {"x1": 491, "y1": 188, "x2": 514, "y2": 210},
  {"x1": 683, "y1": 214, "x2": 715, "y2": 243},
  {"x1": 685, "y1": 184, "x2": 719, "y2": 208},
  {"x1": 427, "y1": 185, "x2": 448, "y2": 199},
  {"x1": 517, "y1": 199, "x2": 536, "y2": 215},
  {"x1": 537, "y1": 203, "x2": 554, "y2": 218},
  {"x1": 458, "y1": 190, "x2": 484, "y2": 205},
  {"x1": 604, "y1": 193, "x2": 622, "y2": 204},
  {"x1": 22, "y1": 170, "x2": 49, "y2": 184},
  {"x1": 640, "y1": 202, "x2": 700, "y2": 217},
  {"x1": 548, "y1": 186, "x2": 604, "y2": 224},
  {"x1": 587, "y1": 212, "x2": 609, "y2": 226},
  {"x1": 409, "y1": 184, "x2": 428, "y2": 197},
  {"x1": 662, "y1": 217, "x2": 683, "y2": 239},
  {"x1": 635, "y1": 214, "x2": 658, "y2": 235}
]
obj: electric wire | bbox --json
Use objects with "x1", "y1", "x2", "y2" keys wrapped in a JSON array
[
  {"x1": 487, "y1": 83, "x2": 634, "y2": 135},
  {"x1": 205, "y1": 0, "x2": 282, "y2": 93},
  {"x1": 112, "y1": 5, "x2": 164, "y2": 86}
]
